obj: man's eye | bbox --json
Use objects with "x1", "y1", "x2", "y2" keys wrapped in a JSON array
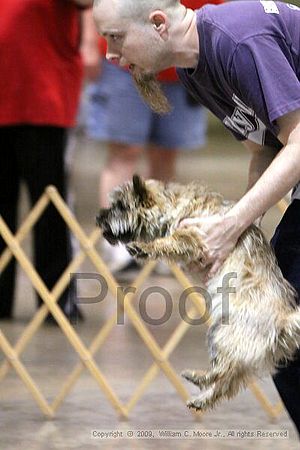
[{"x1": 110, "y1": 34, "x2": 120, "y2": 42}]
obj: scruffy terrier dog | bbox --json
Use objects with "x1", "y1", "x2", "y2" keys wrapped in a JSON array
[{"x1": 97, "y1": 175, "x2": 300, "y2": 411}]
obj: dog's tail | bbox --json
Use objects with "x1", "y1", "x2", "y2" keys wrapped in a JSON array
[{"x1": 278, "y1": 309, "x2": 300, "y2": 361}]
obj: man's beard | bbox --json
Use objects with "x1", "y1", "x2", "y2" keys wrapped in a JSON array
[{"x1": 132, "y1": 70, "x2": 172, "y2": 115}]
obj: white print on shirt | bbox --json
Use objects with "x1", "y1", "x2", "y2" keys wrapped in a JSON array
[
  {"x1": 287, "y1": 4, "x2": 300, "y2": 11},
  {"x1": 260, "y1": 1, "x2": 279, "y2": 14},
  {"x1": 292, "y1": 182, "x2": 300, "y2": 201},
  {"x1": 223, "y1": 94, "x2": 266, "y2": 145}
]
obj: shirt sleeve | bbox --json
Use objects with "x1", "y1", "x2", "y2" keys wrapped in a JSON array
[{"x1": 230, "y1": 35, "x2": 300, "y2": 128}]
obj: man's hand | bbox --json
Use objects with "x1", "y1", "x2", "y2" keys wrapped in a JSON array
[{"x1": 179, "y1": 212, "x2": 241, "y2": 280}]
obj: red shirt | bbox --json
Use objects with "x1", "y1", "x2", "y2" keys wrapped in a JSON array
[
  {"x1": 0, "y1": 0, "x2": 84, "y2": 127},
  {"x1": 99, "y1": 0, "x2": 224, "y2": 82}
]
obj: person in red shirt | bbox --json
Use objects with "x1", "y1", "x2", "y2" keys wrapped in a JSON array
[
  {"x1": 0, "y1": 0, "x2": 92, "y2": 322},
  {"x1": 82, "y1": 0, "x2": 224, "y2": 273}
]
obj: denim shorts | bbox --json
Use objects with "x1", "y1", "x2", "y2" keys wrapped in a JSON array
[
  {"x1": 271, "y1": 199, "x2": 300, "y2": 301},
  {"x1": 84, "y1": 60, "x2": 207, "y2": 150}
]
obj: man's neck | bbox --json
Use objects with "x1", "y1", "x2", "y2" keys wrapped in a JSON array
[{"x1": 171, "y1": 8, "x2": 199, "y2": 69}]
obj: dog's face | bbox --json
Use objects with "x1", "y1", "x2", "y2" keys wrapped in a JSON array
[{"x1": 96, "y1": 175, "x2": 169, "y2": 245}]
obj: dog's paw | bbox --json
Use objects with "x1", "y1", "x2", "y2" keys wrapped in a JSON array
[
  {"x1": 187, "y1": 384, "x2": 216, "y2": 411},
  {"x1": 187, "y1": 398, "x2": 205, "y2": 411},
  {"x1": 188, "y1": 398, "x2": 215, "y2": 412},
  {"x1": 181, "y1": 369, "x2": 197, "y2": 383},
  {"x1": 126, "y1": 243, "x2": 148, "y2": 259},
  {"x1": 181, "y1": 369, "x2": 207, "y2": 387}
]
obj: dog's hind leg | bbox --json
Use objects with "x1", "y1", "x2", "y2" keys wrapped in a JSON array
[
  {"x1": 182, "y1": 335, "x2": 223, "y2": 389},
  {"x1": 181, "y1": 368, "x2": 219, "y2": 389},
  {"x1": 187, "y1": 384, "x2": 217, "y2": 411},
  {"x1": 186, "y1": 368, "x2": 249, "y2": 411}
]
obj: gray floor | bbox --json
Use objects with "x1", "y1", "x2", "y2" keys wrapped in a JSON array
[{"x1": 1, "y1": 116, "x2": 298, "y2": 449}]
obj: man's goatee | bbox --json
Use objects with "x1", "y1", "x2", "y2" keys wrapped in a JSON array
[{"x1": 132, "y1": 71, "x2": 172, "y2": 115}]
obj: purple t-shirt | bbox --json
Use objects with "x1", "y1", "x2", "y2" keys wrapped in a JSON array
[{"x1": 177, "y1": 1, "x2": 300, "y2": 149}]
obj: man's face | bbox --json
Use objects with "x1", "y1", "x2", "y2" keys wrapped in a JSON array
[{"x1": 93, "y1": 0, "x2": 172, "y2": 114}]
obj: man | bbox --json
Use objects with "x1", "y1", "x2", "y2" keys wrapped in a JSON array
[{"x1": 93, "y1": 0, "x2": 300, "y2": 433}]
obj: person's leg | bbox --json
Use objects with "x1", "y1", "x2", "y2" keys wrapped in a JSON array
[
  {"x1": 273, "y1": 348, "x2": 300, "y2": 434},
  {"x1": 270, "y1": 200, "x2": 300, "y2": 436},
  {"x1": 99, "y1": 142, "x2": 144, "y2": 272},
  {"x1": 86, "y1": 60, "x2": 150, "y2": 206},
  {"x1": 147, "y1": 82, "x2": 207, "y2": 274},
  {"x1": 147, "y1": 145, "x2": 177, "y2": 182},
  {"x1": 86, "y1": 61, "x2": 151, "y2": 272},
  {"x1": 100, "y1": 142, "x2": 143, "y2": 207},
  {"x1": 16, "y1": 125, "x2": 79, "y2": 322},
  {"x1": 0, "y1": 126, "x2": 20, "y2": 318}
]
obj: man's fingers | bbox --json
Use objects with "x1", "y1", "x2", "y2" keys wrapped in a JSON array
[
  {"x1": 179, "y1": 218, "x2": 200, "y2": 228},
  {"x1": 205, "y1": 260, "x2": 222, "y2": 281}
]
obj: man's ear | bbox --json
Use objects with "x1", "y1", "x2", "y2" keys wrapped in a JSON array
[{"x1": 149, "y1": 11, "x2": 169, "y2": 40}]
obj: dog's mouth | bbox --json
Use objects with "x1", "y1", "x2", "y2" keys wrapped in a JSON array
[
  {"x1": 102, "y1": 229, "x2": 119, "y2": 246},
  {"x1": 102, "y1": 228, "x2": 133, "y2": 245},
  {"x1": 96, "y1": 211, "x2": 135, "y2": 245}
]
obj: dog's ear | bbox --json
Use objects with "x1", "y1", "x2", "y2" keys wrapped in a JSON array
[
  {"x1": 133, "y1": 174, "x2": 148, "y2": 202},
  {"x1": 132, "y1": 174, "x2": 154, "y2": 207}
]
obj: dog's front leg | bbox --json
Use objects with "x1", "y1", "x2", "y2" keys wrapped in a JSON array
[{"x1": 126, "y1": 229, "x2": 207, "y2": 265}]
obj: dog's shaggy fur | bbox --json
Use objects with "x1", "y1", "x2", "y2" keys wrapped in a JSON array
[{"x1": 97, "y1": 175, "x2": 300, "y2": 411}]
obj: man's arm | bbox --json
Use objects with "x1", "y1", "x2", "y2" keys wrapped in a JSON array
[
  {"x1": 242, "y1": 140, "x2": 279, "y2": 225},
  {"x1": 180, "y1": 108, "x2": 300, "y2": 279},
  {"x1": 231, "y1": 109, "x2": 300, "y2": 230},
  {"x1": 242, "y1": 140, "x2": 279, "y2": 192}
]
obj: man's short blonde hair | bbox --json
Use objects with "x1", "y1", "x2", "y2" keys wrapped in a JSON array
[{"x1": 94, "y1": 0, "x2": 181, "y2": 22}]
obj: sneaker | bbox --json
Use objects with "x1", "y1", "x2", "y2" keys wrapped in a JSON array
[
  {"x1": 154, "y1": 261, "x2": 172, "y2": 276},
  {"x1": 101, "y1": 241, "x2": 136, "y2": 274}
]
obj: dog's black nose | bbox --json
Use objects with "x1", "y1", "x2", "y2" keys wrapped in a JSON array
[
  {"x1": 102, "y1": 230, "x2": 119, "y2": 246},
  {"x1": 96, "y1": 208, "x2": 109, "y2": 227}
]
